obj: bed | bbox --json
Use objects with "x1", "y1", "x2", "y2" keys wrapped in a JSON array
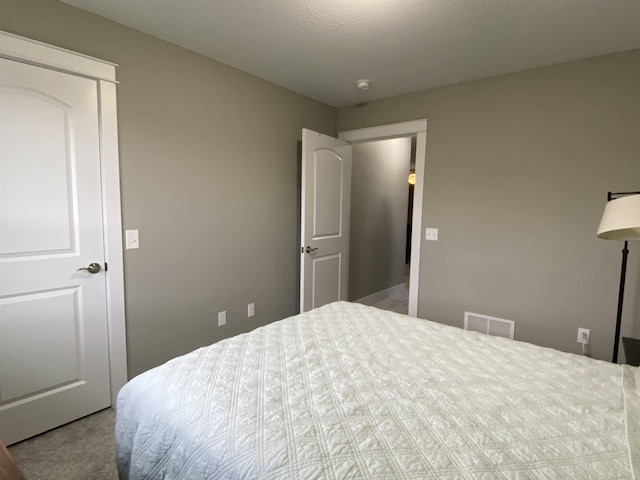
[{"x1": 115, "y1": 301, "x2": 640, "y2": 479}]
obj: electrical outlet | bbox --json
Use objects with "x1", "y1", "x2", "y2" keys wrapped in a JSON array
[
  {"x1": 248, "y1": 303, "x2": 255, "y2": 317},
  {"x1": 218, "y1": 311, "x2": 226, "y2": 327},
  {"x1": 577, "y1": 328, "x2": 590, "y2": 345},
  {"x1": 425, "y1": 228, "x2": 438, "y2": 241}
]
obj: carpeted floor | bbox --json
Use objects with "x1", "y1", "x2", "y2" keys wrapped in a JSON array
[{"x1": 8, "y1": 408, "x2": 118, "y2": 480}]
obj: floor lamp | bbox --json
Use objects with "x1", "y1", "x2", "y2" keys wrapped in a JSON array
[{"x1": 597, "y1": 191, "x2": 640, "y2": 363}]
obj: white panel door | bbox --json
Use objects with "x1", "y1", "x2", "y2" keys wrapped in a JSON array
[
  {"x1": 0, "y1": 57, "x2": 111, "y2": 445},
  {"x1": 300, "y1": 129, "x2": 352, "y2": 312}
]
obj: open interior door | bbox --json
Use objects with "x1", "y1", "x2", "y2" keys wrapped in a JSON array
[{"x1": 300, "y1": 129, "x2": 352, "y2": 312}]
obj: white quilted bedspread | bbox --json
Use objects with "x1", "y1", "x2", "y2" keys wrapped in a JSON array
[{"x1": 116, "y1": 302, "x2": 640, "y2": 479}]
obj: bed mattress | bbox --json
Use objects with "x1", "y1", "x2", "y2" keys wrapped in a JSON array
[{"x1": 116, "y1": 301, "x2": 640, "y2": 479}]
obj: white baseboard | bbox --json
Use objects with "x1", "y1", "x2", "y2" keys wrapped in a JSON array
[{"x1": 355, "y1": 283, "x2": 408, "y2": 306}]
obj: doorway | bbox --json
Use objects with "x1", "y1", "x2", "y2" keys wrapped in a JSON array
[
  {"x1": 347, "y1": 137, "x2": 414, "y2": 314},
  {"x1": 0, "y1": 30, "x2": 127, "y2": 445},
  {"x1": 339, "y1": 120, "x2": 427, "y2": 317}
]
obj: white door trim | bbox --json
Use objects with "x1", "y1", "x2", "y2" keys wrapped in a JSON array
[
  {"x1": 338, "y1": 120, "x2": 427, "y2": 318},
  {"x1": 0, "y1": 30, "x2": 117, "y2": 83},
  {"x1": 1, "y1": 31, "x2": 128, "y2": 402},
  {"x1": 98, "y1": 81, "x2": 128, "y2": 401}
]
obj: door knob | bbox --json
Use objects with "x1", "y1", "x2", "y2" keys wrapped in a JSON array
[
  {"x1": 305, "y1": 246, "x2": 319, "y2": 253},
  {"x1": 77, "y1": 262, "x2": 101, "y2": 274}
]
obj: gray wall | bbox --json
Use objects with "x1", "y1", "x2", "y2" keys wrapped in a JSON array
[
  {"x1": 339, "y1": 50, "x2": 640, "y2": 361},
  {"x1": 4, "y1": 0, "x2": 639, "y2": 368},
  {"x1": 0, "y1": 0, "x2": 337, "y2": 377},
  {"x1": 349, "y1": 138, "x2": 411, "y2": 301}
]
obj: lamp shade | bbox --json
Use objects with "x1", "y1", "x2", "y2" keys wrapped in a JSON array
[{"x1": 597, "y1": 194, "x2": 640, "y2": 240}]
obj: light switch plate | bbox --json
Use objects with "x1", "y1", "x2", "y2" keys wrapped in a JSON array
[
  {"x1": 248, "y1": 303, "x2": 255, "y2": 317},
  {"x1": 125, "y1": 229, "x2": 139, "y2": 249},
  {"x1": 425, "y1": 228, "x2": 438, "y2": 241},
  {"x1": 218, "y1": 311, "x2": 226, "y2": 327}
]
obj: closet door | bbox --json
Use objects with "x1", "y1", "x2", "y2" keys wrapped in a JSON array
[{"x1": 0, "y1": 57, "x2": 111, "y2": 445}]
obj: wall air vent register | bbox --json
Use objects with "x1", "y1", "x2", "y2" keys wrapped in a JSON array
[{"x1": 464, "y1": 312, "x2": 515, "y2": 340}]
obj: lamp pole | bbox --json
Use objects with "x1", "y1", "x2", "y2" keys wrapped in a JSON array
[
  {"x1": 600, "y1": 190, "x2": 640, "y2": 363},
  {"x1": 612, "y1": 240, "x2": 628, "y2": 363}
]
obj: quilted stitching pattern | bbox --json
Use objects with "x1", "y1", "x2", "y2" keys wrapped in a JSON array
[{"x1": 116, "y1": 302, "x2": 640, "y2": 479}]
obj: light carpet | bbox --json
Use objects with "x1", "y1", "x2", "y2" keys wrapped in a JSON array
[{"x1": 8, "y1": 408, "x2": 118, "y2": 480}]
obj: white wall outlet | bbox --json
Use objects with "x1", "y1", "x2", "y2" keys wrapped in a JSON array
[
  {"x1": 577, "y1": 328, "x2": 590, "y2": 344},
  {"x1": 425, "y1": 227, "x2": 438, "y2": 241},
  {"x1": 218, "y1": 311, "x2": 226, "y2": 327},
  {"x1": 248, "y1": 303, "x2": 255, "y2": 317},
  {"x1": 125, "y1": 229, "x2": 140, "y2": 249}
]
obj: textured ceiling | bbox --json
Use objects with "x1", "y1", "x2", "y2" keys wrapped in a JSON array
[{"x1": 60, "y1": 0, "x2": 640, "y2": 107}]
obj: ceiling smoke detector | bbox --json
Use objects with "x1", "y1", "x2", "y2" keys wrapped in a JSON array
[{"x1": 356, "y1": 79, "x2": 371, "y2": 90}]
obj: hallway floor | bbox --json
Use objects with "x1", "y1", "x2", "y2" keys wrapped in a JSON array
[{"x1": 371, "y1": 287, "x2": 409, "y2": 314}]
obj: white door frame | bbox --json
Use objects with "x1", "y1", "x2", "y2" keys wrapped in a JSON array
[
  {"x1": 338, "y1": 120, "x2": 427, "y2": 317},
  {"x1": 0, "y1": 31, "x2": 128, "y2": 402}
]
